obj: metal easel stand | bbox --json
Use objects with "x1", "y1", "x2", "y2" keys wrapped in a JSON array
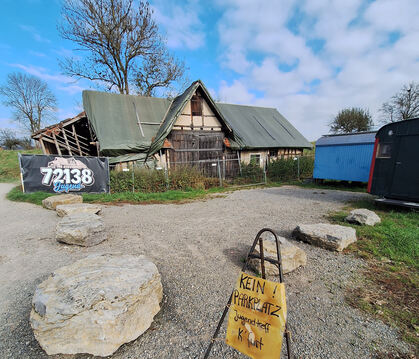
[{"x1": 203, "y1": 228, "x2": 292, "y2": 359}]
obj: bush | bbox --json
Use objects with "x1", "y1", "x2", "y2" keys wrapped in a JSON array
[
  {"x1": 232, "y1": 162, "x2": 264, "y2": 184},
  {"x1": 267, "y1": 156, "x2": 314, "y2": 181},
  {"x1": 110, "y1": 166, "x2": 219, "y2": 193}
]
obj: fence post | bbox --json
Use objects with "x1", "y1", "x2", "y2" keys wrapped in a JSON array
[
  {"x1": 237, "y1": 152, "x2": 242, "y2": 176},
  {"x1": 297, "y1": 156, "x2": 300, "y2": 181},
  {"x1": 131, "y1": 162, "x2": 135, "y2": 193},
  {"x1": 264, "y1": 158, "x2": 267, "y2": 184},
  {"x1": 217, "y1": 159, "x2": 223, "y2": 187}
]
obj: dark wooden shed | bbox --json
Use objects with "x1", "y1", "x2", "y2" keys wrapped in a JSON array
[{"x1": 368, "y1": 118, "x2": 419, "y2": 204}]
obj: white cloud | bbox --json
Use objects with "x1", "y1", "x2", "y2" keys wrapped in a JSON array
[
  {"x1": 151, "y1": 0, "x2": 205, "y2": 50},
  {"x1": 214, "y1": 0, "x2": 419, "y2": 140},
  {"x1": 11, "y1": 63, "x2": 72, "y2": 84},
  {"x1": 19, "y1": 24, "x2": 51, "y2": 44},
  {"x1": 9, "y1": 63, "x2": 86, "y2": 97}
]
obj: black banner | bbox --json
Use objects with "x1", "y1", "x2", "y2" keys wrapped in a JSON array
[{"x1": 19, "y1": 154, "x2": 110, "y2": 194}]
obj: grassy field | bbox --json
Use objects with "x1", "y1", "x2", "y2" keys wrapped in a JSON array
[
  {"x1": 0, "y1": 149, "x2": 42, "y2": 182},
  {"x1": 330, "y1": 199, "x2": 419, "y2": 352},
  {"x1": 6, "y1": 185, "x2": 231, "y2": 206}
]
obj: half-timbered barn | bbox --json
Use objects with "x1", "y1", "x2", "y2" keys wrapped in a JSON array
[{"x1": 33, "y1": 80, "x2": 311, "y2": 176}]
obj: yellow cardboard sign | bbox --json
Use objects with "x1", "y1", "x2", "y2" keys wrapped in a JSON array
[{"x1": 226, "y1": 272, "x2": 287, "y2": 359}]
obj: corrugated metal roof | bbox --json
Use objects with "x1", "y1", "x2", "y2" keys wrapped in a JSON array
[
  {"x1": 216, "y1": 103, "x2": 312, "y2": 149},
  {"x1": 316, "y1": 132, "x2": 376, "y2": 146}
]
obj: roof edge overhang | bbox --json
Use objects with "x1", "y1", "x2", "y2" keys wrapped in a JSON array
[{"x1": 32, "y1": 112, "x2": 87, "y2": 139}]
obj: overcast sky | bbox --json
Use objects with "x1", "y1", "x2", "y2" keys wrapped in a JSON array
[{"x1": 1, "y1": 0, "x2": 418, "y2": 141}]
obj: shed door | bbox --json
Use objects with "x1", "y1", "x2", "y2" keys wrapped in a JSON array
[{"x1": 389, "y1": 135, "x2": 419, "y2": 201}]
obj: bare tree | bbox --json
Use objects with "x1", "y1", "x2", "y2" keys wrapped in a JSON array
[
  {"x1": 135, "y1": 44, "x2": 185, "y2": 96},
  {"x1": 330, "y1": 107, "x2": 374, "y2": 134},
  {"x1": 0, "y1": 129, "x2": 21, "y2": 150},
  {"x1": 59, "y1": 0, "x2": 186, "y2": 95},
  {"x1": 380, "y1": 82, "x2": 419, "y2": 123},
  {"x1": 0, "y1": 73, "x2": 57, "y2": 133}
]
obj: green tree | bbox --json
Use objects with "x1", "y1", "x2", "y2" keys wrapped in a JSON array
[{"x1": 330, "y1": 107, "x2": 373, "y2": 134}]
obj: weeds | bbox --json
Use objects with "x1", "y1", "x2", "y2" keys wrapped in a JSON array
[{"x1": 330, "y1": 199, "x2": 419, "y2": 353}]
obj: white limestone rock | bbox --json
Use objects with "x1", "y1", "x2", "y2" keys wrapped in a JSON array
[
  {"x1": 56, "y1": 203, "x2": 102, "y2": 217},
  {"x1": 30, "y1": 254, "x2": 163, "y2": 356},
  {"x1": 293, "y1": 223, "x2": 357, "y2": 252},
  {"x1": 42, "y1": 194, "x2": 83, "y2": 210},
  {"x1": 249, "y1": 235, "x2": 307, "y2": 275},
  {"x1": 56, "y1": 213, "x2": 106, "y2": 247},
  {"x1": 346, "y1": 208, "x2": 381, "y2": 226}
]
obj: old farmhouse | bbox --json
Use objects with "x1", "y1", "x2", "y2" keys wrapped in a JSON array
[{"x1": 33, "y1": 80, "x2": 311, "y2": 176}]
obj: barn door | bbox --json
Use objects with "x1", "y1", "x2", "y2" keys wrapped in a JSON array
[{"x1": 389, "y1": 135, "x2": 419, "y2": 201}]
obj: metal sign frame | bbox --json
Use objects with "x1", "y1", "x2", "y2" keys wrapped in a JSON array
[{"x1": 204, "y1": 228, "x2": 292, "y2": 359}]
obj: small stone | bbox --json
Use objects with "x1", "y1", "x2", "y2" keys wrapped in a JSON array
[
  {"x1": 30, "y1": 254, "x2": 163, "y2": 356},
  {"x1": 56, "y1": 203, "x2": 102, "y2": 217},
  {"x1": 56, "y1": 213, "x2": 106, "y2": 247},
  {"x1": 249, "y1": 235, "x2": 307, "y2": 275},
  {"x1": 346, "y1": 209, "x2": 381, "y2": 226},
  {"x1": 293, "y1": 223, "x2": 357, "y2": 252},
  {"x1": 42, "y1": 194, "x2": 82, "y2": 210}
]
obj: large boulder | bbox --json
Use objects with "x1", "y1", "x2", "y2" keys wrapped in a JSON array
[
  {"x1": 346, "y1": 208, "x2": 381, "y2": 226},
  {"x1": 56, "y1": 213, "x2": 106, "y2": 247},
  {"x1": 293, "y1": 223, "x2": 357, "y2": 252},
  {"x1": 56, "y1": 203, "x2": 102, "y2": 217},
  {"x1": 42, "y1": 194, "x2": 82, "y2": 210},
  {"x1": 249, "y1": 235, "x2": 306, "y2": 275},
  {"x1": 30, "y1": 254, "x2": 163, "y2": 356}
]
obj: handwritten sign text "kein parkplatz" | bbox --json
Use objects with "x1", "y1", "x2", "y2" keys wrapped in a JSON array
[{"x1": 226, "y1": 272, "x2": 287, "y2": 359}]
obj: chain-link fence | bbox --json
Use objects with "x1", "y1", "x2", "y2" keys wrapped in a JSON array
[{"x1": 109, "y1": 155, "x2": 314, "y2": 193}]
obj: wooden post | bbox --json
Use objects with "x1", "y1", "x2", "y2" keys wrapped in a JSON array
[
  {"x1": 52, "y1": 132, "x2": 62, "y2": 155},
  {"x1": 72, "y1": 124, "x2": 83, "y2": 156},
  {"x1": 61, "y1": 127, "x2": 72, "y2": 155},
  {"x1": 39, "y1": 138, "x2": 47, "y2": 154}
]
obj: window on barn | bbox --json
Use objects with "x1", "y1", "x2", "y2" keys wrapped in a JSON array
[
  {"x1": 269, "y1": 149, "x2": 277, "y2": 157},
  {"x1": 377, "y1": 143, "x2": 392, "y2": 158},
  {"x1": 191, "y1": 94, "x2": 202, "y2": 116},
  {"x1": 250, "y1": 154, "x2": 261, "y2": 165}
]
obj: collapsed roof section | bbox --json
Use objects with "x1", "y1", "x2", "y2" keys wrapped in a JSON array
[{"x1": 32, "y1": 112, "x2": 98, "y2": 157}]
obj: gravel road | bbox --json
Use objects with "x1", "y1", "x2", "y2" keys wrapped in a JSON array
[{"x1": 0, "y1": 183, "x2": 410, "y2": 359}]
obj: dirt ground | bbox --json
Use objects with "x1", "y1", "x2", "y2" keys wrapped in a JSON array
[{"x1": 0, "y1": 183, "x2": 411, "y2": 358}]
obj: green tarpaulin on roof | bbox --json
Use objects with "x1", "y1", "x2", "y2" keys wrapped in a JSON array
[
  {"x1": 216, "y1": 103, "x2": 312, "y2": 149},
  {"x1": 82, "y1": 90, "x2": 171, "y2": 157}
]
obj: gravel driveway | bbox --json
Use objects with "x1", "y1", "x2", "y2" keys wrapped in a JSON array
[{"x1": 0, "y1": 183, "x2": 410, "y2": 358}]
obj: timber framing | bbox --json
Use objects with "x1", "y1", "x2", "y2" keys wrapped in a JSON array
[{"x1": 32, "y1": 112, "x2": 98, "y2": 157}]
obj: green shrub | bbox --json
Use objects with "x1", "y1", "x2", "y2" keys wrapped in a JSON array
[
  {"x1": 110, "y1": 165, "x2": 218, "y2": 193},
  {"x1": 169, "y1": 165, "x2": 205, "y2": 190},
  {"x1": 235, "y1": 162, "x2": 264, "y2": 184},
  {"x1": 267, "y1": 156, "x2": 314, "y2": 181}
]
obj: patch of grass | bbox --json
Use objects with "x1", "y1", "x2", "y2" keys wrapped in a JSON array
[
  {"x1": 6, "y1": 186, "x2": 53, "y2": 205},
  {"x1": 330, "y1": 198, "x2": 419, "y2": 353},
  {"x1": 289, "y1": 179, "x2": 367, "y2": 193},
  {"x1": 6, "y1": 185, "x2": 216, "y2": 205},
  {"x1": 0, "y1": 149, "x2": 42, "y2": 182}
]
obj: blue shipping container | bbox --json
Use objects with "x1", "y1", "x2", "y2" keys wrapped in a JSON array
[{"x1": 313, "y1": 132, "x2": 376, "y2": 182}]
